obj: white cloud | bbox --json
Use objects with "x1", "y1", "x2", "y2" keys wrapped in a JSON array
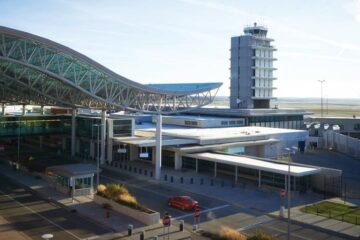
[{"x1": 343, "y1": 0, "x2": 360, "y2": 23}]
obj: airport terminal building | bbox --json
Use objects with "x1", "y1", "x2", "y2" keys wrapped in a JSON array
[{"x1": 0, "y1": 26, "x2": 337, "y2": 194}]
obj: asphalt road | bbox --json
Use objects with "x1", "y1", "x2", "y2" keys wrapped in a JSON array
[
  {"x1": 101, "y1": 169, "x2": 255, "y2": 226},
  {"x1": 101, "y1": 168, "x2": 359, "y2": 240},
  {"x1": 0, "y1": 174, "x2": 112, "y2": 240}
]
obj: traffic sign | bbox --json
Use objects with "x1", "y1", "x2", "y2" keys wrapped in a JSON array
[
  {"x1": 280, "y1": 189, "x2": 286, "y2": 199},
  {"x1": 194, "y1": 207, "x2": 201, "y2": 218},
  {"x1": 162, "y1": 215, "x2": 171, "y2": 226}
]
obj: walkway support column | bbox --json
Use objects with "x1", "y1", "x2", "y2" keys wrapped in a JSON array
[
  {"x1": 22, "y1": 104, "x2": 26, "y2": 115},
  {"x1": 258, "y1": 170, "x2": 262, "y2": 187},
  {"x1": 235, "y1": 166, "x2": 238, "y2": 183},
  {"x1": 40, "y1": 105, "x2": 44, "y2": 115},
  {"x1": 195, "y1": 159, "x2": 198, "y2": 173},
  {"x1": 71, "y1": 108, "x2": 77, "y2": 157},
  {"x1": 214, "y1": 162, "x2": 217, "y2": 177},
  {"x1": 174, "y1": 152, "x2": 182, "y2": 170},
  {"x1": 155, "y1": 114, "x2": 162, "y2": 180},
  {"x1": 1, "y1": 103, "x2": 5, "y2": 116},
  {"x1": 101, "y1": 110, "x2": 106, "y2": 164},
  {"x1": 106, "y1": 118, "x2": 113, "y2": 164}
]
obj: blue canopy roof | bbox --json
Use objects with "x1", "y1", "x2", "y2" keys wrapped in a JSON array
[{"x1": 146, "y1": 83, "x2": 222, "y2": 93}]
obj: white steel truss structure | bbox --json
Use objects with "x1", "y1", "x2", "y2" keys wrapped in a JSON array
[{"x1": 0, "y1": 26, "x2": 221, "y2": 113}]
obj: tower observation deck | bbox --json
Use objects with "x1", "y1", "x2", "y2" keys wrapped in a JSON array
[{"x1": 230, "y1": 23, "x2": 277, "y2": 109}]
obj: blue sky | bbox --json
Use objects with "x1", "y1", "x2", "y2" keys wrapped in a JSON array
[{"x1": 1, "y1": 0, "x2": 360, "y2": 98}]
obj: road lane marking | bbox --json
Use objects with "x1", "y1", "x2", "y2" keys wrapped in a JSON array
[
  {"x1": 0, "y1": 190, "x2": 82, "y2": 240},
  {"x1": 84, "y1": 232, "x2": 114, "y2": 240},
  {"x1": 236, "y1": 217, "x2": 274, "y2": 231},
  {"x1": 173, "y1": 204, "x2": 231, "y2": 220}
]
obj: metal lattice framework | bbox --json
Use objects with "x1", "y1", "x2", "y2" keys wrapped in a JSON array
[{"x1": 0, "y1": 26, "x2": 222, "y2": 113}]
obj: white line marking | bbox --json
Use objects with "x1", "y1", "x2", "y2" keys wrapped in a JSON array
[
  {"x1": 173, "y1": 204, "x2": 231, "y2": 220},
  {"x1": 84, "y1": 232, "x2": 114, "y2": 240},
  {"x1": 0, "y1": 190, "x2": 81, "y2": 240},
  {"x1": 236, "y1": 217, "x2": 274, "y2": 231}
]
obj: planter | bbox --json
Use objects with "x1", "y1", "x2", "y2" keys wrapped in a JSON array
[{"x1": 94, "y1": 195, "x2": 160, "y2": 225}]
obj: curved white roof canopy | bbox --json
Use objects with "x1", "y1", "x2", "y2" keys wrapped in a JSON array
[{"x1": 0, "y1": 26, "x2": 222, "y2": 113}]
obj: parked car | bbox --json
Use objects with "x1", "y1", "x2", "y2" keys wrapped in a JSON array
[{"x1": 168, "y1": 196, "x2": 198, "y2": 210}]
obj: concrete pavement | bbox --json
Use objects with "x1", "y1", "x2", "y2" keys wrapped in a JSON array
[{"x1": 270, "y1": 198, "x2": 360, "y2": 238}]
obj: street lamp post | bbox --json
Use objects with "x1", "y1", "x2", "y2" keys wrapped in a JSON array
[
  {"x1": 318, "y1": 80, "x2": 325, "y2": 117},
  {"x1": 284, "y1": 147, "x2": 297, "y2": 240},
  {"x1": 93, "y1": 124, "x2": 102, "y2": 189},
  {"x1": 17, "y1": 121, "x2": 20, "y2": 170}
]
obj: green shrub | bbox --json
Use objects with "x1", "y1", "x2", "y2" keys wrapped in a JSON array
[
  {"x1": 220, "y1": 226, "x2": 247, "y2": 240},
  {"x1": 103, "y1": 183, "x2": 128, "y2": 200}
]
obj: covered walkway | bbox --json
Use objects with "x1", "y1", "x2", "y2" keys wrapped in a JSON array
[{"x1": 182, "y1": 152, "x2": 320, "y2": 191}]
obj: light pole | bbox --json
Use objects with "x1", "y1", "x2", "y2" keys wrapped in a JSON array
[
  {"x1": 92, "y1": 124, "x2": 102, "y2": 189},
  {"x1": 318, "y1": 80, "x2": 325, "y2": 117},
  {"x1": 17, "y1": 121, "x2": 21, "y2": 170},
  {"x1": 284, "y1": 147, "x2": 297, "y2": 240}
]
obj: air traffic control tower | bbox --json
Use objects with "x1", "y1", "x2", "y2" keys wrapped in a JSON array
[{"x1": 230, "y1": 23, "x2": 277, "y2": 109}]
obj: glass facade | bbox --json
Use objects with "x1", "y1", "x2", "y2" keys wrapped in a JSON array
[
  {"x1": 112, "y1": 144, "x2": 130, "y2": 161},
  {"x1": 162, "y1": 150, "x2": 174, "y2": 167},
  {"x1": 247, "y1": 115, "x2": 303, "y2": 129},
  {"x1": 182, "y1": 156, "x2": 196, "y2": 170},
  {"x1": 75, "y1": 177, "x2": 91, "y2": 189},
  {"x1": 76, "y1": 117, "x2": 101, "y2": 139},
  {"x1": 113, "y1": 119, "x2": 132, "y2": 137},
  {"x1": 198, "y1": 159, "x2": 214, "y2": 173},
  {"x1": 0, "y1": 115, "x2": 71, "y2": 137}
]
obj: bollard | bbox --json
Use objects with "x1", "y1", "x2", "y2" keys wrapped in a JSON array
[
  {"x1": 200, "y1": 178, "x2": 204, "y2": 185},
  {"x1": 232, "y1": 181, "x2": 235, "y2": 188},
  {"x1": 179, "y1": 220, "x2": 184, "y2": 231},
  {"x1": 180, "y1": 177, "x2": 183, "y2": 184},
  {"x1": 139, "y1": 169, "x2": 142, "y2": 174},
  {"x1": 144, "y1": 170, "x2": 147, "y2": 176},
  {"x1": 210, "y1": 179, "x2": 214, "y2": 186},
  {"x1": 134, "y1": 167, "x2": 137, "y2": 173},
  {"x1": 170, "y1": 176, "x2": 174, "y2": 183},
  {"x1": 129, "y1": 166, "x2": 132, "y2": 172},
  {"x1": 128, "y1": 224, "x2": 133, "y2": 236},
  {"x1": 119, "y1": 163, "x2": 122, "y2": 169},
  {"x1": 139, "y1": 230, "x2": 145, "y2": 240},
  {"x1": 124, "y1": 165, "x2": 127, "y2": 170},
  {"x1": 106, "y1": 210, "x2": 110, "y2": 219},
  {"x1": 150, "y1": 171, "x2": 153, "y2": 177},
  {"x1": 164, "y1": 174, "x2": 167, "y2": 181},
  {"x1": 190, "y1": 178, "x2": 193, "y2": 184},
  {"x1": 221, "y1": 180, "x2": 224, "y2": 187}
]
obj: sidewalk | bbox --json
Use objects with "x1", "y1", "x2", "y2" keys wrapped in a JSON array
[
  {"x1": 0, "y1": 162, "x2": 144, "y2": 233},
  {"x1": 270, "y1": 198, "x2": 360, "y2": 238}
]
